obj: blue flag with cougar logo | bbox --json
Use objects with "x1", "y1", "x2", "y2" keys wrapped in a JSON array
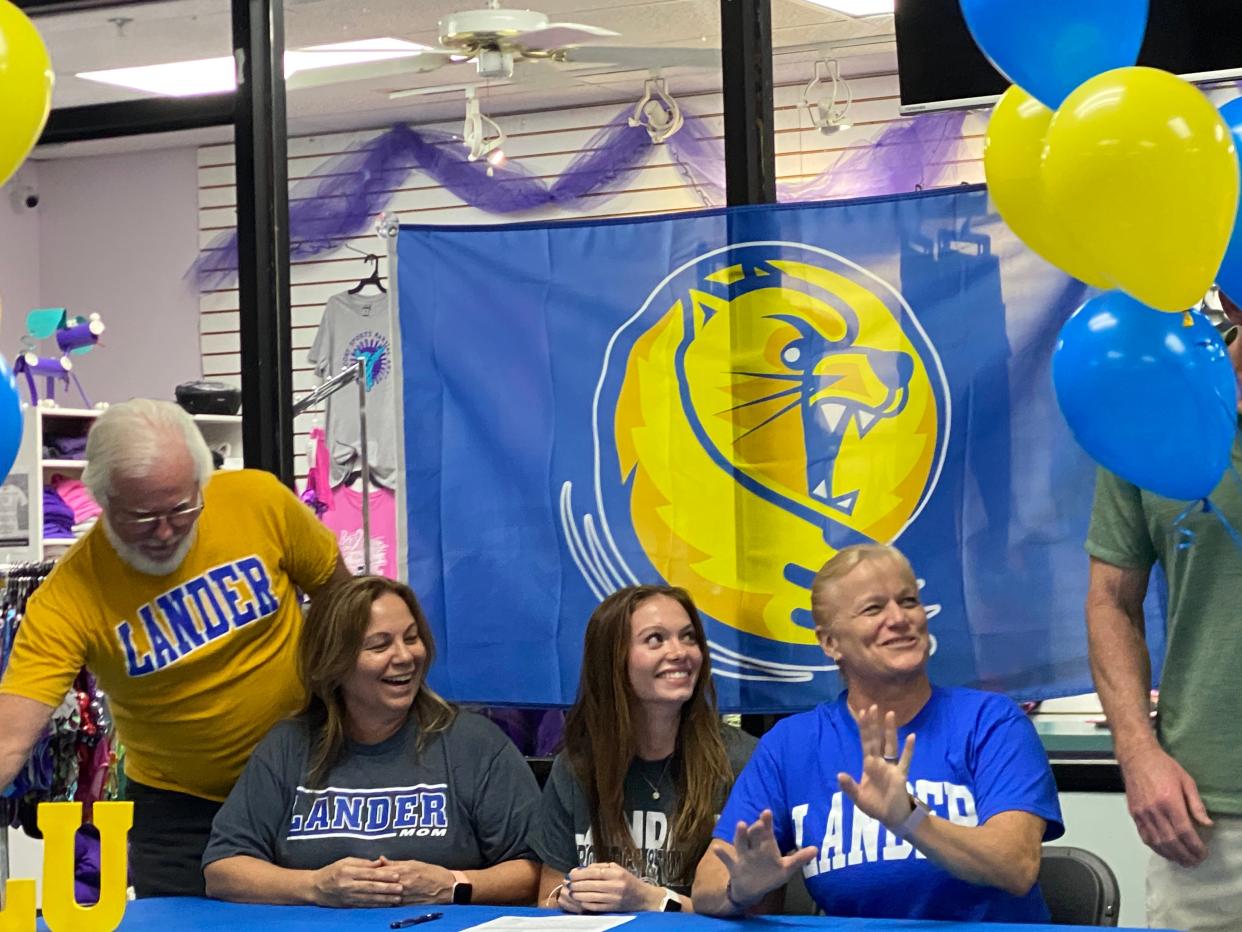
[{"x1": 394, "y1": 187, "x2": 1162, "y2": 711}]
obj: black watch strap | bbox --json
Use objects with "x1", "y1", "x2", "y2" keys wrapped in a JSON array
[
  {"x1": 660, "y1": 889, "x2": 683, "y2": 912},
  {"x1": 451, "y1": 870, "x2": 473, "y2": 905}
]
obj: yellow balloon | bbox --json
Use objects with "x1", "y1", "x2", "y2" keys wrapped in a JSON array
[
  {"x1": 984, "y1": 85, "x2": 1110, "y2": 288},
  {"x1": 0, "y1": 0, "x2": 53, "y2": 188},
  {"x1": 1044, "y1": 67, "x2": 1240, "y2": 312}
]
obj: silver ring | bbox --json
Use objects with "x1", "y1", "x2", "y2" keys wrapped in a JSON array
[{"x1": 882, "y1": 755, "x2": 899, "y2": 763}]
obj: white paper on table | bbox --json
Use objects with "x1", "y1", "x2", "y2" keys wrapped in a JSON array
[{"x1": 460, "y1": 916, "x2": 637, "y2": 931}]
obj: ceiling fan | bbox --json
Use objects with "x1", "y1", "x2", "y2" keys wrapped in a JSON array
[{"x1": 286, "y1": 0, "x2": 721, "y2": 93}]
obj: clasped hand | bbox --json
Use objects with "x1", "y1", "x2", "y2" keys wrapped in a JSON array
[
  {"x1": 556, "y1": 862, "x2": 663, "y2": 913},
  {"x1": 311, "y1": 855, "x2": 454, "y2": 907}
]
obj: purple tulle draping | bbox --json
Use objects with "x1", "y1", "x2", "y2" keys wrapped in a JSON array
[
  {"x1": 663, "y1": 109, "x2": 969, "y2": 202},
  {"x1": 779, "y1": 109, "x2": 969, "y2": 201},
  {"x1": 190, "y1": 106, "x2": 969, "y2": 291}
]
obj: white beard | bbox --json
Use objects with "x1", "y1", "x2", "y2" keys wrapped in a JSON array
[{"x1": 102, "y1": 517, "x2": 198, "y2": 577}]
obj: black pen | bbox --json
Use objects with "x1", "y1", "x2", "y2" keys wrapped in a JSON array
[{"x1": 390, "y1": 913, "x2": 442, "y2": 929}]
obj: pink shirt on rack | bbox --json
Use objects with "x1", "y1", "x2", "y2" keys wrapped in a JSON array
[{"x1": 320, "y1": 484, "x2": 397, "y2": 579}]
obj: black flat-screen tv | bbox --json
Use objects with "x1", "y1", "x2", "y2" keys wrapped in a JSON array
[{"x1": 895, "y1": 0, "x2": 1242, "y2": 113}]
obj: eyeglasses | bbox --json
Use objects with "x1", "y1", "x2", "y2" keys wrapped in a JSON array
[
  {"x1": 1215, "y1": 297, "x2": 1242, "y2": 347},
  {"x1": 114, "y1": 495, "x2": 204, "y2": 532}
]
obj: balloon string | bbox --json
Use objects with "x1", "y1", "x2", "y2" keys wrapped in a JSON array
[
  {"x1": 1173, "y1": 499, "x2": 1206, "y2": 551},
  {"x1": 1176, "y1": 464, "x2": 1242, "y2": 552},
  {"x1": 1206, "y1": 497, "x2": 1242, "y2": 554},
  {"x1": 1230, "y1": 463, "x2": 1242, "y2": 498}
]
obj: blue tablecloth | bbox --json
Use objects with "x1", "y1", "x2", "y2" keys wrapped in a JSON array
[{"x1": 37, "y1": 899, "x2": 1165, "y2": 931}]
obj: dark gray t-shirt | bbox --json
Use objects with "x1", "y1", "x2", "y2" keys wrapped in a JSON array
[
  {"x1": 527, "y1": 726, "x2": 756, "y2": 893},
  {"x1": 203, "y1": 711, "x2": 539, "y2": 871}
]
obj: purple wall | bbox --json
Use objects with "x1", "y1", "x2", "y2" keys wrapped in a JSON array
[
  {"x1": 0, "y1": 147, "x2": 202, "y2": 406},
  {"x1": 0, "y1": 165, "x2": 44, "y2": 371}
]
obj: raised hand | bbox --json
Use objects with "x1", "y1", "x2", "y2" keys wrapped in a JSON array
[
  {"x1": 712, "y1": 810, "x2": 817, "y2": 907},
  {"x1": 837, "y1": 704, "x2": 917, "y2": 829},
  {"x1": 310, "y1": 856, "x2": 403, "y2": 907},
  {"x1": 560, "y1": 862, "x2": 663, "y2": 912}
]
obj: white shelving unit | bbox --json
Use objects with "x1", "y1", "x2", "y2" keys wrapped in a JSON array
[{"x1": 0, "y1": 405, "x2": 243, "y2": 563}]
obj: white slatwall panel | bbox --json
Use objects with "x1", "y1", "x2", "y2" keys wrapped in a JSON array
[{"x1": 196, "y1": 73, "x2": 987, "y2": 480}]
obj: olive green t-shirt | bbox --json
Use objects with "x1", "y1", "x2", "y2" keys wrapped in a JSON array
[{"x1": 1085, "y1": 436, "x2": 1242, "y2": 814}]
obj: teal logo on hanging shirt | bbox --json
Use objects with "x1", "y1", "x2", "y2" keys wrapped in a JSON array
[{"x1": 342, "y1": 331, "x2": 391, "y2": 390}]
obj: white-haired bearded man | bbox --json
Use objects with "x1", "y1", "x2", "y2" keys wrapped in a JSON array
[{"x1": 0, "y1": 399, "x2": 349, "y2": 897}]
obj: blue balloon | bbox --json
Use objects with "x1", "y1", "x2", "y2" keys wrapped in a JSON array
[
  {"x1": 959, "y1": 0, "x2": 1149, "y2": 110},
  {"x1": 1215, "y1": 97, "x2": 1242, "y2": 303},
  {"x1": 1053, "y1": 291, "x2": 1238, "y2": 500},
  {"x1": 0, "y1": 356, "x2": 21, "y2": 485}
]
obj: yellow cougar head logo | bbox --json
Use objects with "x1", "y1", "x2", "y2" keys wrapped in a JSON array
[{"x1": 606, "y1": 247, "x2": 946, "y2": 646}]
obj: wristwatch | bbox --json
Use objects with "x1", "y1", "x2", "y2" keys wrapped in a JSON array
[
  {"x1": 725, "y1": 879, "x2": 760, "y2": 914},
  {"x1": 451, "y1": 870, "x2": 473, "y2": 905},
  {"x1": 659, "y1": 889, "x2": 683, "y2": 912},
  {"x1": 895, "y1": 793, "x2": 932, "y2": 840}
]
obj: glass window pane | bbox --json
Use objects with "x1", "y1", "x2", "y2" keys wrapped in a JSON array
[
  {"x1": 39, "y1": 0, "x2": 234, "y2": 107},
  {"x1": 769, "y1": 2, "x2": 980, "y2": 202},
  {"x1": 0, "y1": 2, "x2": 235, "y2": 564},
  {"x1": 278, "y1": 0, "x2": 724, "y2": 483}
]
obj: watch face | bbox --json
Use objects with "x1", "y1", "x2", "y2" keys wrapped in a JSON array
[
  {"x1": 452, "y1": 881, "x2": 473, "y2": 905},
  {"x1": 662, "y1": 893, "x2": 683, "y2": 912}
]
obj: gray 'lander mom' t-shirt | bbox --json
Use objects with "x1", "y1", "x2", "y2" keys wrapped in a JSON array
[{"x1": 203, "y1": 711, "x2": 539, "y2": 871}]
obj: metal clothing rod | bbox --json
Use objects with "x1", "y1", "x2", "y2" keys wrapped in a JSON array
[
  {"x1": 355, "y1": 356, "x2": 371, "y2": 574},
  {"x1": 0, "y1": 561, "x2": 57, "y2": 576},
  {"x1": 292, "y1": 356, "x2": 371, "y2": 574},
  {"x1": 292, "y1": 363, "x2": 358, "y2": 416}
]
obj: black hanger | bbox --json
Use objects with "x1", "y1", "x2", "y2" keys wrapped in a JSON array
[{"x1": 349, "y1": 254, "x2": 387, "y2": 295}]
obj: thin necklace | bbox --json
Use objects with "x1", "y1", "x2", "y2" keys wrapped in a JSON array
[{"x1": 637, "y1": 756, "x2": 674, "y2": 800}]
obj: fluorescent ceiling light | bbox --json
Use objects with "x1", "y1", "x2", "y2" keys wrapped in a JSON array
[
  {"x1": 285, "y1": 38, "x2": 429, "y2": 76},
  {"x1": 799, "y1": 0, "x2": 894, "y2": 15},
  {"x1": 77, "y1": 57, "x2": 236, "y2": 97},
  {"x1": 76, "y1": 37, "x2": 427, "y2": 97}
]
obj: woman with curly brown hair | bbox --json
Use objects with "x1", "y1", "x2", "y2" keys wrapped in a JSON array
[{"x1": 529, "y1": 584, "x2": 755, "y2": 913}]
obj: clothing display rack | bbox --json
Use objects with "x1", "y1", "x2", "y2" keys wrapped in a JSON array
[
  {"x1": 294, "y1": 356, "x2": 371, "y2": 573},
  {"x1": 0, "y1": 560, "x2": 57, "y2": 890}
]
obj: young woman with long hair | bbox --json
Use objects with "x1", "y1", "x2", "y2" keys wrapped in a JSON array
[
  {"x1": 529, "y1": 584, "x2": 755, "y2": 913},
  {"x1": 203, "y1": 575, "x2": 540, "y2": 908}
]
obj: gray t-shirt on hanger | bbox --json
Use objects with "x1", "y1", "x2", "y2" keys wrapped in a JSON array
[
  {"x1": 527, "y1": 726, "x2": 756, "y2": 893},
  {"x1": 307, "y1": 290, "x2": 397, "y2": 489},
  {"x1": 203, "y1": 711, "x2": 539, "y2": 871}
]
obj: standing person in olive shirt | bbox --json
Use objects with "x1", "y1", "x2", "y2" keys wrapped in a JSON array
[
  {"x1": 0, "y1": 399, "x2": 349, "y2": 898},
  {"x1": 1085, "y1": 291, "x2": 1242, "y2": 932}
]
